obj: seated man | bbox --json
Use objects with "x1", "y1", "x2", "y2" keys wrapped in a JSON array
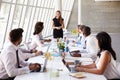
[
  {"x1": 76, "y1": 24, "x2": 86, "y2": 48},
  {"x1": 0, "y1": 28, "x2": 41, "y2": 80},
  {"x1": 72, "y1": 26, "x2": 99, "y2": 61}
]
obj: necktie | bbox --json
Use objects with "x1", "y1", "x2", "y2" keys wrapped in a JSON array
[
  {"x1": 78, "y1": 33, "x2": 79, "y2": 37},
  {"x1": 85, "y1": 40, "x2": 87, "y2": 44},
  {"x1": 83, "y1": 40, "x2": 87, "y2": 49},
  {"x1": 80, "y1": 36, "x2": 82, "y2": 41},
  {"x1": 16, "y1": 50, "x2": 21, "y2": 68}
]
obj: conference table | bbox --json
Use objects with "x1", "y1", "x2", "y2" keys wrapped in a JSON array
[{"x1": 15, "y1": 39, "x2": 107, "y2": 80}]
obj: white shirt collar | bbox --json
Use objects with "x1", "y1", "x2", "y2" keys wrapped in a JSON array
[
  {"x1": 8, "y1": 40, "x2": 18, "y2": 51},
  {"x1": 85, "y1": 35, "x2": 91, "y2": 40}
]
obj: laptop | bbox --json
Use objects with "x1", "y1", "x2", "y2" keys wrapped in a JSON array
[
  {"x1": 40, "y1": 44, "x2": 50, "y2": 72},
  {"x1": 67, "y1": 46, "x2": 80, "y2": 57},
  {"x1": 62, "y1": 59, "x2": 77, "y2": 73},
  {"x1": 40, "y1": 58, "x2": 48, "y2": 72}
]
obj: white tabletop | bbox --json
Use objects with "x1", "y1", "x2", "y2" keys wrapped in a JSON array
[
  {"x1": 15, "y1": 56, "x2": 106, "y2": 80},
  {"x1": 15, "y1": 39, "x2": 106, "y2": 80}
]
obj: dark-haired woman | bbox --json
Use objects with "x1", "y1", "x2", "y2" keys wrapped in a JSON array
[
  {"x1": 52, "y1": 10, "x2": 64, "y2": 38},
  {"x1": 75, "y1": 31, "x2": 120, "y2": 79},
  {"x1": 29, "y1": 22, "x2": 44, "y2": 51}
]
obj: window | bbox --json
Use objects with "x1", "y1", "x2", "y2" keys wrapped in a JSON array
[
  {"x1": 95, "y1": 0, "x2": 120, "y2": 1},
  {"x1": 0, "y1": 0, "x2": 74, "y2": 49}
]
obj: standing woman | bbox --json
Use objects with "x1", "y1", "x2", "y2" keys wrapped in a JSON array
[{"x1": 52, "y1": 10, "x2": 64, "y2": 38}]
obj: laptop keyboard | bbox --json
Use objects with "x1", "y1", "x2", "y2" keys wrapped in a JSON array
[{"x1": 70, "y1": 67, "x2": 77, "y2": 73}]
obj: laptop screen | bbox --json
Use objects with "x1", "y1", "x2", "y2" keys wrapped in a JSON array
[{"x1": 42, "y1": 44, "x2": 51, "y2": 72}]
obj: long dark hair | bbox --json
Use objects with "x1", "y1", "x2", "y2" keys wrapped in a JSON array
[
  {"x1": 33, "y1": 22, "x2": 43, "y2": 35},
  {"x1": 56, "y1": 10, "x2": 63, "y2": 24},
  {"x1": 96, "y1": 31, "x2": 116, "y2": 60}
]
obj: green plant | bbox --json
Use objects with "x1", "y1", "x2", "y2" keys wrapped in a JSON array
[{"x1": 57, "y1": 42, "x2": 65, "y2": 50}]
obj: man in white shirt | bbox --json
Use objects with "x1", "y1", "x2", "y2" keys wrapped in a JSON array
[
  {"x1": 72, "y1": 26, "x2": 99, "y2": 61},
  {"x1": 77, "y1": 25, "x2": 86, "y2": 48},
  {"x1": 3, "y1": 40, "x2": 41, "y2": 61},
  {"x1": 0, "y1": 28, "x2": 41, "y2": 80}
]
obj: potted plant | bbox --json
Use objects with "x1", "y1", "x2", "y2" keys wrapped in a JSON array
[{"x1": 57, "y1": 40, "x2": 65, "y2": 55}]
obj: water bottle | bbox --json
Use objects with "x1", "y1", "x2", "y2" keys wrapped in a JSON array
[{"x1": 64, "y1": 41, "x2": 69, "y2": 52}]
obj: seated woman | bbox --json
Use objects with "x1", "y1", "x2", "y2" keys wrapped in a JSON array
[
  {"x1": 29, "y1": 22, "x2": 51, "y2": 51},
  {"x1": 75, "y1": 31, "x2": 120, "y2": 79}
]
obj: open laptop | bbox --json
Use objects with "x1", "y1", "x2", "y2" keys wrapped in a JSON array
[
  {"x1": 68, "y1": 65, "x2": 77, "y2": 73},
  {"x1": 40, "y1": 58, "x2": 48, "y2": 72},
  {"x1": 66, "y1": 46, "x2": 80, "y2": 57},
  {"x1": 40, "y1": 44, "x2": 50, "y2": 72},
  {"x1": 62, "y1": 59, "x2": 77, "y2": 73}
]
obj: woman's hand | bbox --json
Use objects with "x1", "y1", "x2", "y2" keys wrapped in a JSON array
[
  {"x1": 30, "y1": 49, "x2": 37, "y2": 53},
  {"x1": 75, "y1": 67, "x2": 86, "y2": 72},
  {"x1": 75, "y1": 63, "x2": 81, "y2": 68},
  {"x1": 35, "y1": 51, "x2": 43, "y2": 56},
  {"x1": 53, "y1": 27, "x2": 61, "y2": 30},
  {"x1": 40, "y1": 40, "x2": 44, "y2": 44},
  {"x1": 44, "y1": 39, "x2": 51, "y2": 42},
  {"x1": 57, "y1": 27, "x2": 61, "y2": 30}
]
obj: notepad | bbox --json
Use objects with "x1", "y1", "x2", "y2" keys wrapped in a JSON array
[
  {"x1": 69, "y1": 47, "x2": 80, "y2": 53},
  {"x1": 70, "y1": 72, "x2": 85, "y2": 78}
]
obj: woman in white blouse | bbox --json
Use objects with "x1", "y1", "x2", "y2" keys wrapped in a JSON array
[
  {"x1": 30, "y1": 22, "x2": 51, "y2": 51},
  {"x1": 29, "y1": 22, "x2": 44, "y2": 51},
  {"x1": 75, "y1": 32, "x2": 120, "y2": 79}
]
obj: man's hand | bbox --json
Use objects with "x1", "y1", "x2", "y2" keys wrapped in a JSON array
[
  {"x1": 29, "y1": 63, "x2": 41, "y2": 72},
  {"x1": 72, "y1": 53, "x2": 81, "y2": 57}
]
